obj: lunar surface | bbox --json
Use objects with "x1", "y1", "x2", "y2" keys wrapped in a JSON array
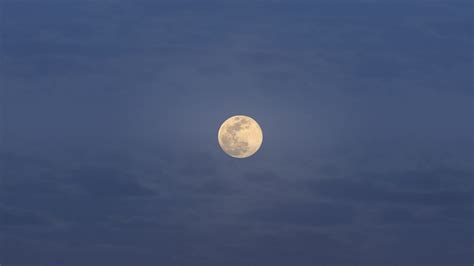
[{"x1": 218, "y1": 115, "x2": 263, "y2": 158}]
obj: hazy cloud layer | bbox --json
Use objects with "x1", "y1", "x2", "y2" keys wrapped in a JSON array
[{"x1": 1, "y1": 0, "x2": 472, "y2": 265}]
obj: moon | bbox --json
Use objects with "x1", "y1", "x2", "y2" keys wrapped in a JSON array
[{"x1": 218, "y1": 115, "x2": 263, "y2": 158}]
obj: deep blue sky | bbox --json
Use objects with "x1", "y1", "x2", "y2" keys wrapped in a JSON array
[{"x1": 1, "y1": 1, "x2": 473, "y2": 265}]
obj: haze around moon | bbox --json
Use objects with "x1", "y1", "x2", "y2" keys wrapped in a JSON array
[{"x1": 218, "y1": 115, "x2": 263, "y2": 158}]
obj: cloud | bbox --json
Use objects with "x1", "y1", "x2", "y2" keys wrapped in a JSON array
[
  {"x1": 247, "y1": 201, "x2": 355, "y2": 226},
  {"x1": 0, "y1": 205, "x2": 53, "y2": 227},
  {"x1": 314, "y1": 176, "x2": 472, "y2": 206},
  {"x1": 1, "y1": 0, "x2": 472, "y2": 265},
  {"x1": 72, "y1": 167, "x2": 155, "y2": 198}
]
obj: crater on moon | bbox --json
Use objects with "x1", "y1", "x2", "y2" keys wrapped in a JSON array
[{"x1": 218, "y1": 115, "x2": 263, "y2": 158}]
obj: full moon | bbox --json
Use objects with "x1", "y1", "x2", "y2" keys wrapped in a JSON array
[{"x1": 218, "y1": 115, "x2": 263, "y2": 158}]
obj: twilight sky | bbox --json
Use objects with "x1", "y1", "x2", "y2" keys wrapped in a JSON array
[{"x1": 1, "y1": 1, "x2": 473, "y2": 265}]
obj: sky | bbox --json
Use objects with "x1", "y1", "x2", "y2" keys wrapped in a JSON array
[{"x1": 1, "y1": 0, "x2": 473, "y2": 265}]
